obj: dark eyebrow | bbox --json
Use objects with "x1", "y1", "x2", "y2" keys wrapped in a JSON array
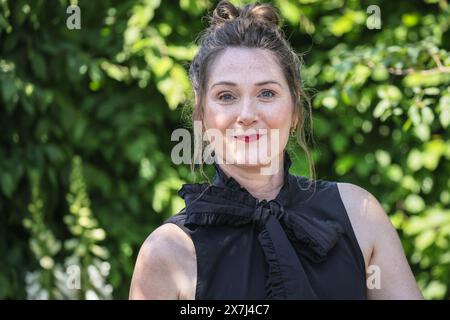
[
  {"x1": 210, "y1": 81, "x2": 236, "y2": 89},
  {"x1": 255, "y1": 81, "x2": 282, "y2": 88},
  {"x1": 210, "y1": 80, "x2": 282, "y2": 90}
]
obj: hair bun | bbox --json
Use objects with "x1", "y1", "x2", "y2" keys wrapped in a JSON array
[
  {"x1": 210, "y1": 1, "x2": 280, "y2": 29},
  {"x1": 245, "y1": 3, "x2": 280, "y2": 28},
  {"x1": 211, "y1": 1, "x2": 240, "y2": 28}
]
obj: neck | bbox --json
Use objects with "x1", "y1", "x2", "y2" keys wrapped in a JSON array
[{"x1": 217, "y1": 156, "x2": 286, "y2": 202}]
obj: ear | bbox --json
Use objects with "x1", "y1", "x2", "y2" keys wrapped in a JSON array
[{"x1": 291, "y1": 105, "x2": 300, "y2": 128}]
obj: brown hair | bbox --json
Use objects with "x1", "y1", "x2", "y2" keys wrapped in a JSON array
[{"x1": 186, "y1": 0, "x2": 316, "y2": 184}]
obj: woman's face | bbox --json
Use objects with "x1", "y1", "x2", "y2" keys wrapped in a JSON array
[{"x1": 203, "y1": 47, "x2": 297, "y2": 171}]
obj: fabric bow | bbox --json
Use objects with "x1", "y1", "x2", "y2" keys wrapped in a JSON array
[{"x1": 179, "y1": 180, "x2": 344, "y2": 299}]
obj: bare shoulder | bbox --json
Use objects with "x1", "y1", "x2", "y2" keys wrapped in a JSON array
[
  {"x1": 129, "y1": 223, "x2": 196, "y2": 300},
  {"x1": 336, "y1": 182, "x2": 384, "y2": 267},
  {"x1": 336, "y1": 182, "x2": 389, "y2": 225},
  {"x1": 336, "y1": 182, "x2": 423, "y2": 299}
]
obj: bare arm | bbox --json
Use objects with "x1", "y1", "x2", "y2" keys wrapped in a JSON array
[
  {"x1": 129, "y1": 223, "x2": 188, "y2": 299},
  {"x1": 365, "y1": 190, "x2": 423, "y2": 299},
  {"x1": 338, "y1": 183, "x2": 424, "y2": 300}
]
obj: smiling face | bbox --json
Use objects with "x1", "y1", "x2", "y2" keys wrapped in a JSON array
[{"x1": 203, "y1": 47, "x2": 297, "y2": 170}]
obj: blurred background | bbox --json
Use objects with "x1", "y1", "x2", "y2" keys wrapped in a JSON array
[{"x1": 0, "y1": 0, "x2": 449, "y2": 299}]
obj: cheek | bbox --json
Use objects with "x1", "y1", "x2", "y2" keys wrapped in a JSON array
[
  {"x1": 204, "y1": 102, "x2": 235, "y2": 131},
  {"x1": 262, "y1": 101, "x2": 293, "y2": 132}
]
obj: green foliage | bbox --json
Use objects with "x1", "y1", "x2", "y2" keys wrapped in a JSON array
[{"x1": 0, "y1": 0, "x2": 449, "y2": 299}]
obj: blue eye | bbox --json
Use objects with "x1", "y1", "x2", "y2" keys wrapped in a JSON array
[
  {"x1": 218, "y1": 93, "x2": 235, "y2": 101},
  {"x1": 260, "y1": 90, "x2": 275, "y2": 98}
]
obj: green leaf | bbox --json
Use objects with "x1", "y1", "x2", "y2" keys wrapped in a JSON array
[
  {"x1": 28, "y1": 50, "x2": 46, "y2": 80},
  {"x1": 44, "y1": 144, "x2": 65, "y2": 164},
  {"x1": 156, "y1": 64, "x2": 189, "y2": 110},
  {"x1": 404, "y1": 72, "x2": 450, "y2": 87},
  {"x1": 331, "y1": 133, "x2": 348, "y2": 153},
  {"x1": 335, "y1": 155, "x2": 356, "y2": 175},
  {"x1": 404, "y1": 194, "x2": 425, "y2": 214},
  {"x1": 371, "y1": 64, "x2": 389, "y2": 81},
  {"x1": 413, "y1": 123, "x2": 430, "y2": 142},
  {"x1": 1, "y1": 74, "x2": 19, "y2": 113},
  {"x1": 329, "y1": 10, "x2": 365, "y2": 37},
  {"x1": 349, "y1": 64, "x2": 371, "y2": 87},
  {"x1": 407, "y1": 149, "x2": 423, "y2": 172},
  {"x1": 387, "y1": 164, "x2": 403, "y2": 182},
  {"x1": 402, "y1": 13, "x2": 420, "y2": 27},
  {"x1": 438, "y1": 96, "x2": 450, "y2": 128},
  {"x1": 375, "y1": 150, "x2": 391, "y2": 167},
  {"x1": 422, "y1": 139, "x2": 445, "y2": 170},
  {"x1": 377, "y1": 85, "x2": 402, "y2": 104},
  {"x1": 278, "y1": 0, "x2": 301, "y2": 25},
  {"x1": 415, "y1": 229, "x2": 436, "y2": 251},
  {"x1": 0, "y1": 172, "x2": 15, "y2": 197},
  {"x1": 421, "y1": 106, "x2": 435, "y2": 125},
  {"x1": 179, "y1": 0, "x2": 208, "y2": 15},
  {"x1": 373, "y1": 99, "x2": 390, "y2": 119},
  {"x1": 322, "y1": 96, "x2": 338, "y2": 109}
]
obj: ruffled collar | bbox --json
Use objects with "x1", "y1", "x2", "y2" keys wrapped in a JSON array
[{"x1": 210, "y1": 150, "x2": 293, "y2": 206}]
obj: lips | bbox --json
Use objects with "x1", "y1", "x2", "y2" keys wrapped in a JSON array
[{"x1": 234, "y1": 133, "x2": 262, "y2": 143}]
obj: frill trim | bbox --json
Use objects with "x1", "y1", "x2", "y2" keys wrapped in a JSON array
[
  {"x1": 178, "y1": 183, "x2": 257, "y2": 208},
  {"x1": 211, "y1": 150, "x2": 293, "y2": 193},
  {"x1": 258, "y1": 228, "x2": 287, "y2": 299}
]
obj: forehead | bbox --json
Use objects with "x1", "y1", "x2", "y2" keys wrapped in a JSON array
[{"x1": 207, "y1": 47, "x2": 285, "y2": 85}]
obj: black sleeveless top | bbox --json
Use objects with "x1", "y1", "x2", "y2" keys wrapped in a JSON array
[{"x1": 164, "y1": 151, "x2": 367, "y2": 299}]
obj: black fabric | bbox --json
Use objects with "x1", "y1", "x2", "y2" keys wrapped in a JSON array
[{"x1": 164, "y1": 151, "x2": 367, "y2": 299}]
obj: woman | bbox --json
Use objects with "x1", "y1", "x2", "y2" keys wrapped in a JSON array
[{"x1": 129, "y1": 1, "x2": 423, "y2": 300}]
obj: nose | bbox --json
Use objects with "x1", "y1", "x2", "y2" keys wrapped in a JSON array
[{"x1": 237, "y1": 96, "x2": 258, "y2": 126}]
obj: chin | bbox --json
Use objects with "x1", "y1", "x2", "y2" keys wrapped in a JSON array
[{"x1": 232, "y1": 149, "x2": 273, "y2": 167}]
